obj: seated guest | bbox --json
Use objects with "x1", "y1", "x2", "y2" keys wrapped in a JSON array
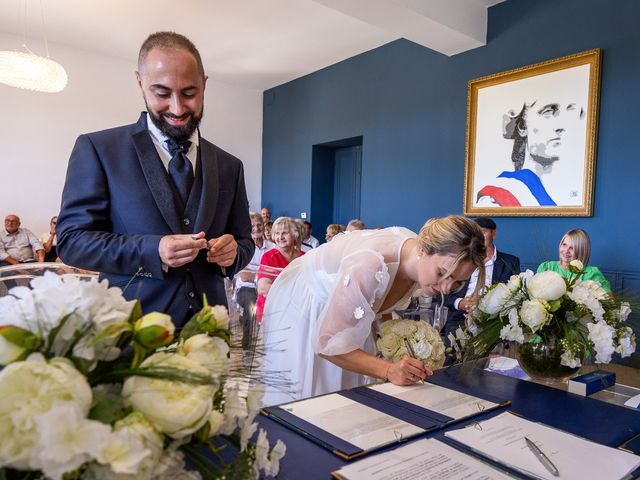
[
  {"x1": 234, "y1": 213, "x2": 274, "y2": 349},
  {"x1": 346, "y1": 219, "x2": 366, "y2": 231},
  {"x1": 325, "y1": 223, "x2": 345, "y2": 242},
  {"x1": 444, "y1": 217, "x2": 520, "y2": 339},
  {"x1": 0, "y1": 215, "x2": 45, "y2": 266},
  {"x1": 301, "y1": 220, "x2": 319, "y2": 252},
  {"x1": 264, "y1": 221, "x2": 274, "y2": 243},
  {"x1": 256, "y1": 217, "x2": 305, "y2": 322},
  {"x1": 261, "y1": 216, "x2": 486, "y2": 406},
  {"x1": 261, "y1": 207, "x2": 272, "y2": 224},
  {"x1": 537, "y1": 228, "x2": 611, "y2": 292},
  {"x1": 41, "y1": 216, "x2": 59, "y2": 262}
]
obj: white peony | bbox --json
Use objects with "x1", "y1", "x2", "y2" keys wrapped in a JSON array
[
  {"x1": 0, "y1": 334, "x2": 27, "y2": 366},
  {"x1": 587, "y1": 321, "x2": 616, "y2": 364},
  {"x1": 527, "y1": 271, "x2": 566, "y2": 301},
  {"x1": 519, "y1": 300, "x2": 550, "y2": 332},
  {"x1": 479, "y1": 283, "x2": 513, "y2": 315},
  {"x1": 31, "y1": 402, "x2": 111, "y2": 480},
  {"x1": 122, "y1": 353, "x2": 214, "y2": 439},
  {"x1": 569, "y1": 260, "x2": 584, "y2": 271},
  {"x1": 0, "y1": 354, "x2": 92, "y2": 469},
  {"x1": 181, "y1": 334, "x2": 229, "y2": 385},
  {"x1": 210, "y1": 305, "x2": 229, "y2": 329}
]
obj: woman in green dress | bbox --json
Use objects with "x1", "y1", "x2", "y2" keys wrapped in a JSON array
[{"x1": 537, "y1": 228, "x2": 611, "y2": 292}]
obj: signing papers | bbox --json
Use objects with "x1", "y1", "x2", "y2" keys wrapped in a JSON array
[
  {"x1": 332, "y1": 438, "x2": 510, "y2": 480},
  {"x1": 445, "y1": 412, "x2": 640, "y2": 480},
  {"x1": 277, "y1": 393, "x2": 424, "y2": 456}
]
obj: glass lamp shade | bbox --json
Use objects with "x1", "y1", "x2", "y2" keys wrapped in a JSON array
[{"x1": 0, "y1": 50, "x2": 68, "y2": 93}]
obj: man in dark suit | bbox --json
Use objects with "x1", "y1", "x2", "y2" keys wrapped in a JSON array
[
  {"x1": 443, "y1": 217, "x2": 520, "y2": 338},
  {"x1": 57, "y1": 32, "x2": 253, "y2": 327}
]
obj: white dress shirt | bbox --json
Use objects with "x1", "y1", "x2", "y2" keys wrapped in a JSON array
[
  {"x1": 146, "y1": 113, "x2": 199, "y2": 171},
  {"x1": 0, "y1": 228, "x2": 43, "y2": 262},
  {"x1": 454, "y1": 245, "x2": 498, "y2": 310}
]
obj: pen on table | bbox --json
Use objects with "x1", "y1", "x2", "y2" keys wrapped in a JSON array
[
  {"x1": 403, "y1": 338, "x2": 425, "y2": 383},
  {"x1": 525, "y1": 436, "x2": 559, "y2": 477}
]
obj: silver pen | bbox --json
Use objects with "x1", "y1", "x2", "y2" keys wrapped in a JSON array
[
  {"x1": 525, "y1": 436, "x2": 559, "y2": 477},
  {"x1": 403, "y1": 338, "x2": 424, "y2": 383}
]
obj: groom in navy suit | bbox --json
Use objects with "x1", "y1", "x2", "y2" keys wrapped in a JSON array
[
  {"x1": 57, "y1": 32, "x2": 253, "y2": 327},
  {"x1": 443, "y1": 217, "x2": 520, "y2": 339}
]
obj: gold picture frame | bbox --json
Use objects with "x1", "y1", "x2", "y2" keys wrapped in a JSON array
[{"x1": 463, "y1": 49, "x2": 601, "y2": 217}]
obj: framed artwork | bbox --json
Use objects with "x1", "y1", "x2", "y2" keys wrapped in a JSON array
[{"x1": 463, "y1": 49, "x2": 601, "y2": 217}]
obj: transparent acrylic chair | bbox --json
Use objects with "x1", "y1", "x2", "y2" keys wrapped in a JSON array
[{"x1": 0, "y1": 263, "x2": 98, "y2": 296}]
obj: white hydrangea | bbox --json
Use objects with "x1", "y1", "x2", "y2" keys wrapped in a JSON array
[
  {"x1": 569, "y1": 280, "x2": 607, "y2": 321},
  {"x1": 560, "y1": 350, "x2": 582, "y2": 368},
  {"x1": 587, "y1": 321, "x2": 616, "y2": 364},
  {"x1": 499, "y1": 309, "x2": 524, "y2": 343}
]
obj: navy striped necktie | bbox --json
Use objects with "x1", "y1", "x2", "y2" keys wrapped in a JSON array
[{"x1": 166, "y1": 138, "x2": 194, "y2": 206}]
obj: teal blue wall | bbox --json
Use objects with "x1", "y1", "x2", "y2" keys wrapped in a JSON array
[{"x1": 262, "y1": 0, "x2": 640, "y2": 289}]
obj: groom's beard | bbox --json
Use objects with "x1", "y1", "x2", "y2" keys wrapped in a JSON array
[{"x1": 145, "y1": 100, "x2": 204, "y2": 143}]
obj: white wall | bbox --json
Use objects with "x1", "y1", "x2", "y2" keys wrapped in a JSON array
[{"x1": 0, "y1": 32, "x2": 263, "y2": 238}]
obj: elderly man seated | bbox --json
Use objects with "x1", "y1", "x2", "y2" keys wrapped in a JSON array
[{"x1": 0, "y1": 215, "x2": 45, "y2": 266}]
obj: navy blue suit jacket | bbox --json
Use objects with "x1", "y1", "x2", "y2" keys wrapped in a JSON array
[
  {"x1": 57, "y1": 113, "x2": 253, "y2": 326},
  {"x1": 444, "y1": 250, "x2": 521, "y2": 330}
]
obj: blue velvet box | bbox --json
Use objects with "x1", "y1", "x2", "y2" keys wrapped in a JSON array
[{"x1": 568, "y1": 371, "x2": 616, "y2": 396}]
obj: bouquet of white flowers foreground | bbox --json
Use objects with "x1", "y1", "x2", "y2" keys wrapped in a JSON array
[
  {"x1": 377, "y1": 319, "x2": 445, "y2": 370},
  {"x1": 449, "y1": 261, "x2": 636, "y2": 378},
  {"x1": 0, "y1": 272, "x2": 285, "y2": 480}
]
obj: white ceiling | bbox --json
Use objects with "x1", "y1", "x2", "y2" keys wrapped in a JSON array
[{"x1": 0, "y1": 0, "x2": 504, "y2": 90}]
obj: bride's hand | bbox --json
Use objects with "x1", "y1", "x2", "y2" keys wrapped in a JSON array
[{"x1": 386, "y1": 357, "x2": 432, "y2": 385}]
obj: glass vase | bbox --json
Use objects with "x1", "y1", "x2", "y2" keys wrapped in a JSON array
[{"x1": 516, "y1": 336, "x2": 582, "y2": 383}]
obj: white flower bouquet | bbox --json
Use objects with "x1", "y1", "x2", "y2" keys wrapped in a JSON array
[
  {"x1": 450, "y1": 261, "x2": 636, "y2": 371},
  {"x1": 0, "y1": 272, "x2": 285, "y2": 480},
  {"x1": 377, "y1": 319, "x2": 445, "y2": 370}
]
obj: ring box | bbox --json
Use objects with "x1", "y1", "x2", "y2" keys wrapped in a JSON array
[{"x1": 568, "y1": 370, "x2": 616, "y2": 396}]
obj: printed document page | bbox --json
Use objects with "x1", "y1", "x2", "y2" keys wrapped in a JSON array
[
  {"x1": 332, "y1": 437, "x2": 510, "y2": 480},
  {"x1": 445, "y1": 412, "x2": 640, "y2": 480},
  {"x1": 367, "y1": 382, "x2": 497, "y2": 420},
  {"x1": 281, "y1": 393, "x2": 424, "y2": 450}
]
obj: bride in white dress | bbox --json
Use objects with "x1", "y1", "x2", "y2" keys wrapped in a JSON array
[{"x1": 261, "y1": 216, "x2": 487, "y2": 406}]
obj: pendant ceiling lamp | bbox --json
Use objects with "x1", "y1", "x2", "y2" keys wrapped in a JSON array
[{"x1": 0, "y1": 0, "x2": 68, "y2": 93}]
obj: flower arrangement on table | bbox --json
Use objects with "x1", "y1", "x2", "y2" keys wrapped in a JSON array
[
  {"x1": 0, "y1": 272, "x2": 285, "y2": 480},
  {"x1": 448, "y1": 261, "x2": 636, "y2": 377},
  {"x1": 377, "y1": 319, "x2": 446, "y2": 370}
]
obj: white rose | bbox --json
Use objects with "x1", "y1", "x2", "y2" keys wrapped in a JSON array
[
  {"x1": 587, "y1": 321, "x2": 616, "y2": 364},
  {"x1": 480, "y1": 283, "x2": 512, "y2": 315},
  {"x1": 376, "y1": 332, "x2": 402, "y2": 360},
  {"x1": 181, "y1": 334, "x2": 229, "y2": 384},
  {"x1": 0, "y1": 354, "x2": 92, "y2": 470},
  {"x1": 389, "y1": 319, "x2": 417, "y2": 339},
  {"x1": 527, "y1": 271, "x2": 566, "y2": 301},
  {"x1": 519, "y1": 300, "x2": 550, "y2": 332},
  {"x1": 122, "y1": 353, "x2": 214, "y2": 439}
]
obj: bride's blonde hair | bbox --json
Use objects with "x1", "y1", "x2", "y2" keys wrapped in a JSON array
[{"x1": 418, "y1": 216, "x2": 486, "y2": 295}]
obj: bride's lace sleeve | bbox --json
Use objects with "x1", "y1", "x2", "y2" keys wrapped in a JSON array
[{"x1": 313, "y1": 249, "x2": 390, "y2": 356}]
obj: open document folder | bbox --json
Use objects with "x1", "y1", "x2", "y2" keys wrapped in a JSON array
[
  {"x1": 445, "y1": 411, "x2": 640, "y2": 480},
  {"x1": 332, "y1": 437, "x2": 511, "y2": 480},
  {"x1": 261, "y1": 381, "x2": 509, "y2": 460}
]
